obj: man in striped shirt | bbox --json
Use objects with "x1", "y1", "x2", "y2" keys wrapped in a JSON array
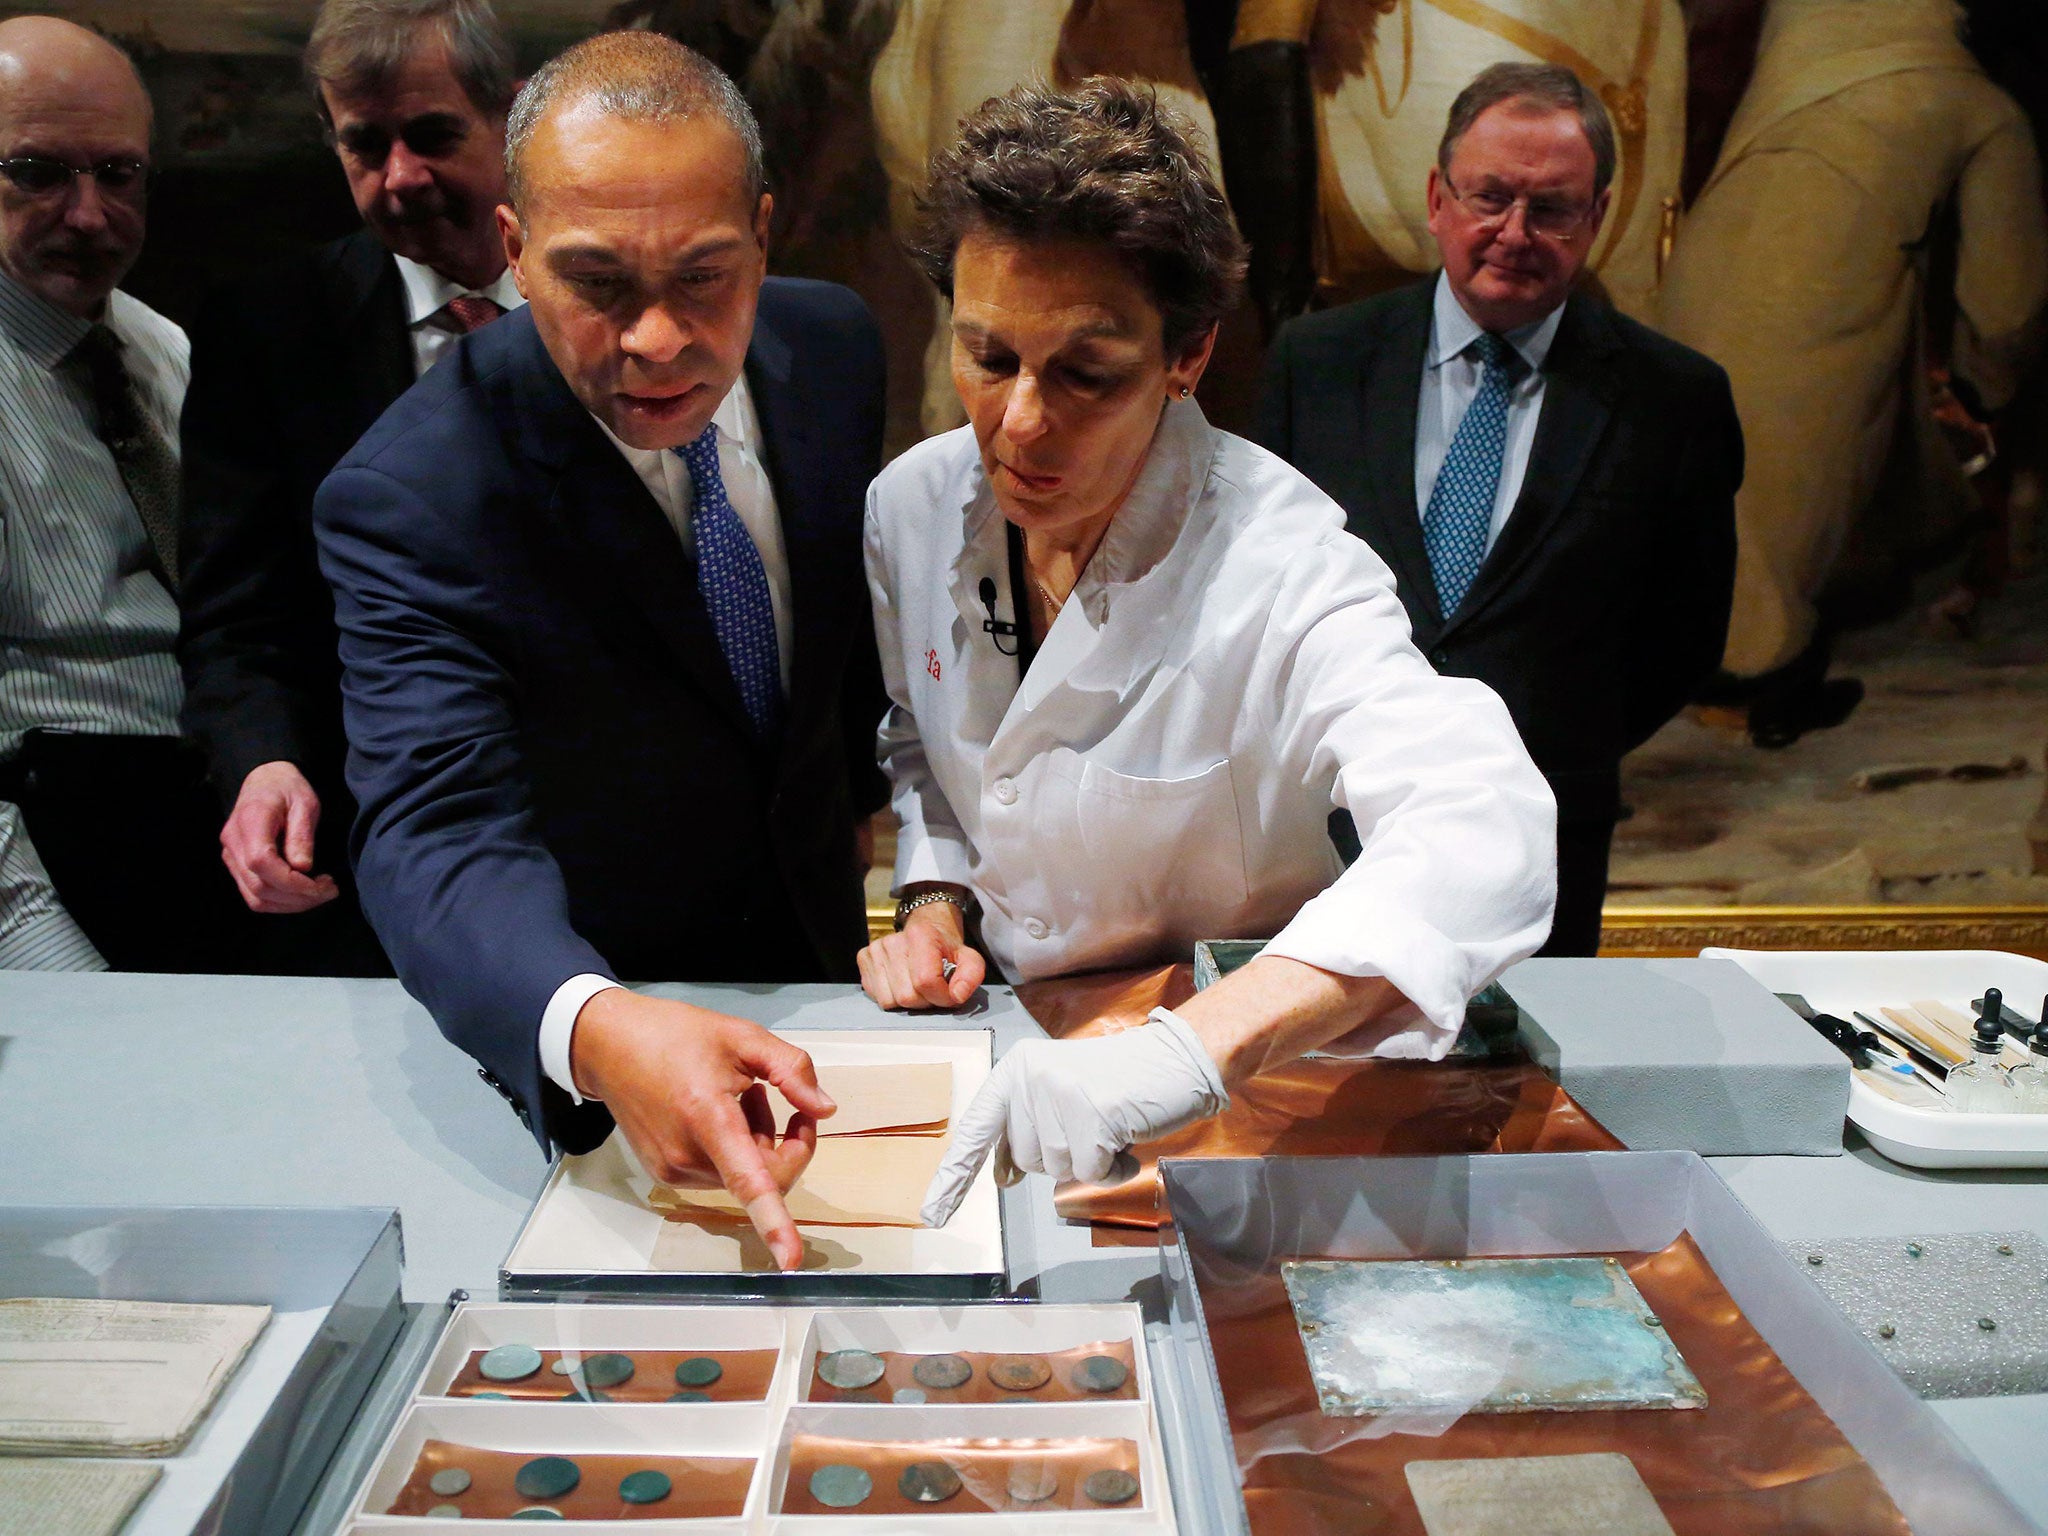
[{"x1": 0, "y1": 17, "x2": 256, "y2": 970}]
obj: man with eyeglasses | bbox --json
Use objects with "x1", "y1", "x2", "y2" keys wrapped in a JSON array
[
  {"x1": 1256, "y1": 62, "x2": 1742, "y2": 957},
  {"x1": 0, "y1": 16, "x2": 260, "y2": 970},
  {"x1": 174, "y1": 0, "x2": 524, "y2": 974}
]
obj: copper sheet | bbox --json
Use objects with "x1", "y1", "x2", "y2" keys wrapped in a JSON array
[
  {"x1": 1199, "y1": 1236, "x2": 1909, "y2": 1536},
  {"x1": 1021, "y1": 968, "x2": 1622, "y2": 1232},
  {"x1": 387, "y1": 1439, "x2": 753, "y2": 1519},
  {"x1": 782, "y1": 1434, "x2": 1141, "y2": 1516},
  {"x1": 806, "y1": 1340, "x2": 1138, "y2": 1404},
  {"x1": 444, "y1": 1347, "x2": 778, "y2": 1403}
]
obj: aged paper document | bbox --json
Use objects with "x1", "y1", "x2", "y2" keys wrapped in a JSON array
[
  {"x1": 0, "y1": 1298, "x2": 270, "y2": 1456},
  {"x1": 650, "y1": 1132, "x2": 951, "y2": 1227},
  {"x1": 764, "y1": 1061, "x2": 952, "y2": 1135},
  {"x1": 0, "y1": 1460, "x2": 160, "y2": 1536}
]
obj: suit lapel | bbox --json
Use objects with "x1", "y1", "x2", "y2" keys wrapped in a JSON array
[
  {"x1": 1356, "y1": 284, "x2": 1442, "y2": 630},
  {"x1": 743, "y1": 304, "x2": 838, "y2": 777},
  {"x1": 507, "y1": 316, "x2": 757, "y2": 741},
  {"x1": 329, "y1": 230, "x2": 414, "y2": 416},
  {"x1": 1441, "y1": 292, "x2": 1616, "y2": 640}
]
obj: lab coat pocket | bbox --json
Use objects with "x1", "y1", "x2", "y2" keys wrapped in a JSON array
[{"x1": 1070, "y1": 756, "x2": 1251, "y2": 923}]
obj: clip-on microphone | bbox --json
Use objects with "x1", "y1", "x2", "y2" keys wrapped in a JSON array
[{"x1": 978, "y1": 577, "x2": 1020, "y2": 656}]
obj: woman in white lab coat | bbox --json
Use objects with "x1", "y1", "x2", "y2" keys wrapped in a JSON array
[{"x1": 858, "y1": 79, "x2": 1558, "y2": 1225}]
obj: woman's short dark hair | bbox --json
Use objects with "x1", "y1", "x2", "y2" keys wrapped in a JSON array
[{"x1": 911, "y1": 77, "x2": 1246, "y2": 357}]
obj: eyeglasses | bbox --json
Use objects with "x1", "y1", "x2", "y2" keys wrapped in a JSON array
[
  {"x1": 0, "y1": 156, "x2": 149, "y2": 199},
  {"x1": 1441, "y1": 173, "x2": 1590, "y2": 241}
]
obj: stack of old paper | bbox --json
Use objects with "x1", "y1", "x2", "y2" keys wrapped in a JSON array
[
  {"x1": 650, "y1": 1060, "x2": 954, "y2": 1227},
  {"x1": 0, "y1": 1459, "x2": 161, "y2": 1536},
  {"x1": 0, "y1": 1298, "x2": 270, "y2": 1457}
]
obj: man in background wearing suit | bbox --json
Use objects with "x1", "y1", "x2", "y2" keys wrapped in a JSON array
[
  {"x1": 176, "y1": 0, "x2": 523, "y2": 971},
  {"x1": 315, "y1": 31, "x2": 888, "y2": 1268},
  {"x1": 1256, "y1": 62, "x2": 1741, "y2": 957}
]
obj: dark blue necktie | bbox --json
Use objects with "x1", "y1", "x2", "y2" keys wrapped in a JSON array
[
  {"x1": 678, "y1": 425, "x2": 782, "y2": 735},
  {"x1": 1422, "y1": 331, "x2": 1525, "y2": 617}
]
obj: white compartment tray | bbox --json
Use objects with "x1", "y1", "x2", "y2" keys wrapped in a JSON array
[{"x1": 1704, "y1": 948, "x2": 2048, "y2": 1169}]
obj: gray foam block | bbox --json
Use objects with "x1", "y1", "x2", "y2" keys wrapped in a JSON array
[{"x1": 1502, "y1": 958, "x2": 1850, "y2": 1157}]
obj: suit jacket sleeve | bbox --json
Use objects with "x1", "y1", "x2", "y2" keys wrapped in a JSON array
[
  {"x1": 177, "y1": 281, "x2": 339, "y2": 807},
  {"x1": 1250, "y1": 319, "x2": 1300, "y2": 460},
  {"x1": 314, "y1": 458, "x2": 613, "y2": 1153},
  {"x1": 836, "y1": 301, "x2": 892, "y2": 821},
  {"x1": 1619, "y1": 362, "x2": 1741, "y2": 751}
]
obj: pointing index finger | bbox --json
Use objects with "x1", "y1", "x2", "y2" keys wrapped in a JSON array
[{"x1": 699, "y1": 1099, "x2": 808, "y2": 1270}]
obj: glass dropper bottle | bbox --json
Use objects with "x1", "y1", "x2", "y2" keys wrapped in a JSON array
[
  {"x1": 1947, "y1": 988, "x2": 2017, "y2": 1113},
  {"x1": 2008, "y1": 994, "x2": 2048, "y2": 1114}
]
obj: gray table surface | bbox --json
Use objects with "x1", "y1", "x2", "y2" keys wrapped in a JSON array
[{"x1": 2, "y1": 972, "x2": 2044, "y2": 1526}]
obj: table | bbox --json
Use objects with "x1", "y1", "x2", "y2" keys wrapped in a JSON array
[{"x1": 2, "y1": 972, "x2": 2044, "y2": 1528}]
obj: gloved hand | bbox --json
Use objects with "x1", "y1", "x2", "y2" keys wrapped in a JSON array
[{"x1": 921, "y1": 1007, "x2": 1230, "y2": 1227}]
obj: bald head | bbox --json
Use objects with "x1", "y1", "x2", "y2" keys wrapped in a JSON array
[
  {"x1": 504, "y1": 30, "x2": 760, "y2": 216},
  {"x1": 0, "y1": 16, "x2": 152, "y2": 316}
]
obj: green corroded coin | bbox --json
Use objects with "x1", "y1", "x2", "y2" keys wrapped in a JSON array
[
  {"x1": 674, "y1": 1356, "x2": 723, "y2": 1388},
  {"x1": 1072, "y1": 1354, "x2": 1129, "y2": 1394},
  {"x1": 510, "y1": 1509, "x2": 564, "y2": 1521},
  {"x1": 668, "y1": 1389, "x2": 712, "y2": 1403},
  {"x1": 893, "y1": 1387, "x2": 927, "y2": 1404},
  {"x1": 1083, "y1": 1469, "x2": 1139, "y2": 1506},
  {"x1": 478, "y1": 1344, "x2": 543, "y2": 1382},
  {"x1": 582, "y1": 1352, "x2": 634, "y2": 1389},
  {"x1": 513, "y1": 1456, "x2": 580, "y2": 1500},
  {"x1": 899, "y1": 1460, "x2": 962, "y2": 1504},
  {"x1": 817, "y1": 1348, "x2": 885, "y2": 1390},
  {"x1": 1007, "y1": 1463, "x2": 1059, "y2": 1504},
  {"x1": 808, "y1": 1463, "x2": 873, "y2": 1508},
  {"x1": 618, "y1": 1470, "x2": 672, "y2": 1505},
  {"x1": 428, "y1": 1468, "x2": 473, "y2": 1497},
  {"x1": 425, "y1": 1505, "x2": 463, "y2": 1519},
  {"x1": 910, "y1": 1353, "x2": 972, "y2": 1391},
  {"x1": 987, "y1": 1354, "x2": 1050, "y2": 1392},
  {"x1": 471, "y1": 1391, "x2": 510, "y2": 1400}
]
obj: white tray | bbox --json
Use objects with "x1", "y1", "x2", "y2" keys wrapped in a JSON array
[
  {"x1": 1702, "y1": 948, "x2": 2048, "y2": 1169},
  {"x1": 501, "y1": 1029, "x2": 1004, "y2": 1299},
  {"x1": 342, "y1": 1298, "x2": 1177, "y2": 1532}
]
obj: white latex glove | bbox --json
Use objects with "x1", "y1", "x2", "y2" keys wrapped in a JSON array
[{"x1": 921, "y1": 1007, "x2": 1230, "y2": 1227}]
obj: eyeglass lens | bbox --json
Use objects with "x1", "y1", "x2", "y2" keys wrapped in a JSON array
[{"x1": 0, "y1": 157, "x2": 147, "y2": 196}]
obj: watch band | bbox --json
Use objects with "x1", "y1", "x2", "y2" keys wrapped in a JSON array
[{"x1": 894, "y1": 889, "x2": 974, "y2": 931}]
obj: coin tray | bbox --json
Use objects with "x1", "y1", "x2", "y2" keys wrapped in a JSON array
[
  {"x1": 798, "y1": 1304, "x2": 1150, "y2": 1404},
  {"x1": 419, "y1": 1303, "x2": 787, "y2": 1404},
  {"x1": 768, "y1": 1403, "x2": 1170, "y2": 1529},
  {"x1": 343, "y1": 1299, "x2": 1177, "y2": 1530}
]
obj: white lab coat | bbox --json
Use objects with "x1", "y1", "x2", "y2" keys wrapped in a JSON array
[{"x1": 865, "y1": 399, "x2": 1556, "y2": 1055}]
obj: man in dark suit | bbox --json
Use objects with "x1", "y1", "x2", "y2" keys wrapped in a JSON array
[
  {"x1": 315, "y1": 30, "x2": 887, "y2": 1268},
  {"x1": 177, "y1": 0, "x2": 523, "y2": 970},
  {"x1": 1255, "y1": 62, "x2": 1740, "y2": 957}
]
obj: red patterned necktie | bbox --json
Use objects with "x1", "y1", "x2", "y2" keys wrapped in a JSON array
[{"x1": 440, "y1": 294, "x2": 504, "y2": 334}]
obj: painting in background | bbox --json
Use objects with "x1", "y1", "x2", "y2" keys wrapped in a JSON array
[{"x1": 15, "y1": 0, "x2": 2047, "y2": 943}]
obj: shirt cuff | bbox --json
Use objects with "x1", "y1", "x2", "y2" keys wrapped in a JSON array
[{"x1": 540, "y1": 973, "x2": 622, "y2": 1103}]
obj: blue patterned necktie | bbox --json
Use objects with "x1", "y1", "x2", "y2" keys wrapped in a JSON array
[
  {"x1": 678, "y1": 424, "x2": 782, "y2": 735},
  {"x1": 1422, "y1": 331, "x2": 1526, "y2": 618}
]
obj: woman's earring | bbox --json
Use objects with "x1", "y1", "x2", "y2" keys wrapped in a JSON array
[{"x1": 1178, "y1": 386, "x2": 1192, "y2": 399}]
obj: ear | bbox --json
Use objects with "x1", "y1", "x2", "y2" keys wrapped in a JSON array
[
  {"x1": 753, "y1": 191, "x2": 773, "y2": 258},
  {"x1": 1424, "y1": 163, "x2": 1447, "y2": 240},
  {"x1": 1166, "y1": 322, "x2": 1219, "y2": 400},
  {"x1": 1585, "y1": 183, "x2": 1613, "y2": 245},
  {"x1": 496, "y1": 203, "x2": 529, "y2": 297}
]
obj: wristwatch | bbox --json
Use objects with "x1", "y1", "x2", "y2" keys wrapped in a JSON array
[{"x1": 894, "y1": 888, "x2": 976, "y2": 931}]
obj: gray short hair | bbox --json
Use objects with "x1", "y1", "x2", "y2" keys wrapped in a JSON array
[
  {"x1": 306, "y1": 0, "x2": 517, "y2": 120},
  {"x1": 504, "y1": 30, "x2": 763, "y2": 214},
  {"x1": 1438, "y1": 62, "x2": 1616, "y2": 200}
]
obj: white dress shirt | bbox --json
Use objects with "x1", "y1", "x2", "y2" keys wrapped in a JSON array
[
  {"x1": 391, "y1": 254, "x2": 527, "y2": 378},
  {"x1": 0, "y1": 270, "x2": 187, "y2": 970},
  {"x1": 1414, "y1": 270, "x2": 1564, "y2": 552},
  {"x1": 538, "y1": 374, "x2": 791, "y2": 1101},
  {"x1": 868, "y1": 398, "x2": 1557, "y2": 1056}
]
